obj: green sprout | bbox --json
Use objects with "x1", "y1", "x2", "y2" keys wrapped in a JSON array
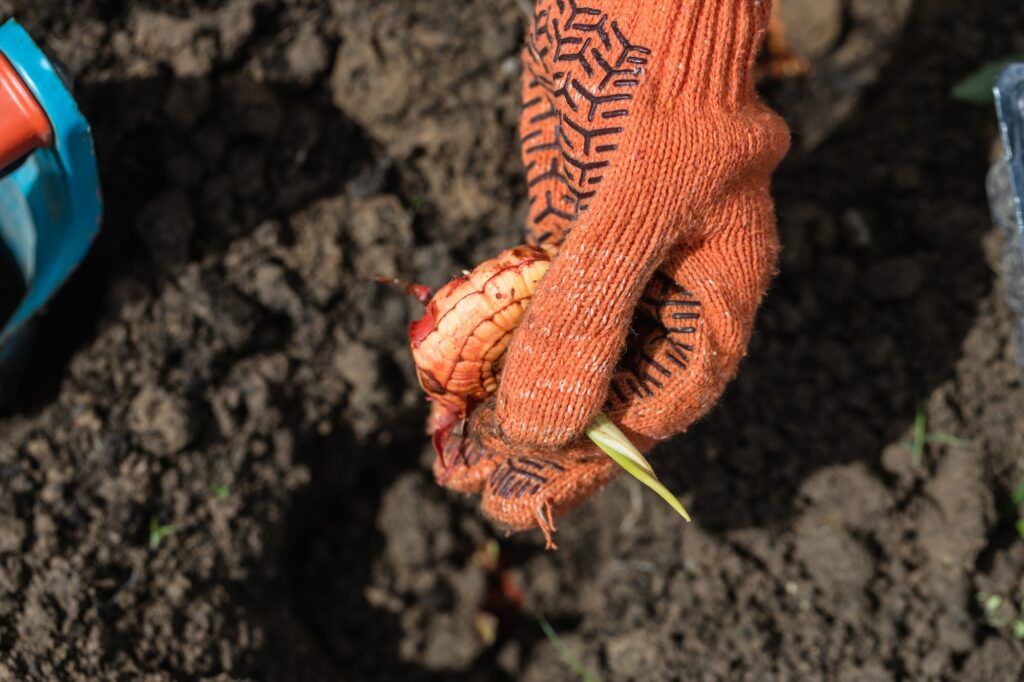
[
  {"x1": 1011, "y1": 476, "x2": 1024, "y2": 508},
  {"x1": 149, "y1": 516, "x2": 177, "y2": 549},
  {"x1": 1008, "y1": 468, "x2": 1024, "y2": 540},
  {"x1": 210, "y1": 483, "x2": 231, "y2": 500},
  {"x1": 910, "y1": 405, "x2": 927, "y2": 466},
  {"x1": 908, "y1": 404, "x2": 973, "y2": 467},
  {"x1": 978, "y1": 591, "x2": 1024, "y2": 639},
  {"x1": 983, "y1": 593, "x2": 1005, "y2": 622},
  {"x1": 407, "y1": 194, "x2": 427, "y2": 213},
  {"x1": 952, "y1": 53, "x2": 1024, "y2": 105},
  {"x1": 587, "y1": 413, "x2": 691, "y2": 523},
  {"x1": 537, "y1": 615, "x2": 601, "y2": 682}
]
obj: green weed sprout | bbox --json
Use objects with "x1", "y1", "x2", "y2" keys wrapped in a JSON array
[
  {"x1": 149, "y1": 516, "x2": 177, "y2": 549},
  {"x1": 537, "y1": 615, "x2": 601, "y2": 682}
]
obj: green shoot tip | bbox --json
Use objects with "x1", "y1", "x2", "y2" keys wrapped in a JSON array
[{"x1": 586, "y1": 413, "x2": 691, "y2": 523}]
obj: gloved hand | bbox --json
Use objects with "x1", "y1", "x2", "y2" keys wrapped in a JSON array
[{"x1": 438, "y1": 0, "x2": 790, "y2": 547}]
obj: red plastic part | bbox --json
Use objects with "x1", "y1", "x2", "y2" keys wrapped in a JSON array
[{"x1": 0, "y1": 51, "x2": 52, "y2": 170}]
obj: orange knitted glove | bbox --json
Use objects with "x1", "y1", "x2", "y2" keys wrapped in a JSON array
[{"x1": 438, "y1": 0, "x2": 790, "y2": 546}]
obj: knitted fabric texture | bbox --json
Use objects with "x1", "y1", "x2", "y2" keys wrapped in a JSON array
[{"x1": 439, "y1": 0, "x2": 790, "y2": 545}]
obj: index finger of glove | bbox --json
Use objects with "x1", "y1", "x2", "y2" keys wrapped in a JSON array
[{"x1": 495, "y1": 204, "x2": 676, "y2": 449}]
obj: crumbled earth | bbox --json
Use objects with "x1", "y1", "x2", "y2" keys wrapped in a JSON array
[{"x1": 0, "y1": 0, "x2": 1023, "y2": 679}]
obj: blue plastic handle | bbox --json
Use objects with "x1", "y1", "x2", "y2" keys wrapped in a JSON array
[
  {"x1": 995, "y1": 64, "x2": 1024, "y2": 263},
  {"x1": 0, "y1": 18, "x2": 102, "y2": 352}
]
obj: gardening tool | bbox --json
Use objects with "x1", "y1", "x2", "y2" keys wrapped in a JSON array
[
  {"x1": 990, "y1": 64, "x2": 1024, "y2": 371},
  {"x1": 994, "y1": 64, "x2": 1024, "y2": 256},
  {"x1": 0, "y1": 19, "x2": 102, "y2": 403}
]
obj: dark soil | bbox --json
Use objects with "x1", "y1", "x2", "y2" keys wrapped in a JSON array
[
  {"x1": 0, "y1": 240, "x2": 22, "y2": 331},
  {"x1": 1, "y1": 0, "x2": 1023, "y2": 679}
]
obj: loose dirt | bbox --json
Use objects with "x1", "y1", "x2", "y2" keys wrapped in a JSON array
[{"x1": 1, "y1": 0, "x2": 1023, "y2": 679}]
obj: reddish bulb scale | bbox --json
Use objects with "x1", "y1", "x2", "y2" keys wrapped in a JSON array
[
  {"x1": 406, "y1": 245, "x2": 552, "y2": 470},
  {"x1": 375, "y1": 276, "x2": 433, "y2": 305},
  {"x1": 409, "y1": 245, "x2": 551, "y2": 413}
]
